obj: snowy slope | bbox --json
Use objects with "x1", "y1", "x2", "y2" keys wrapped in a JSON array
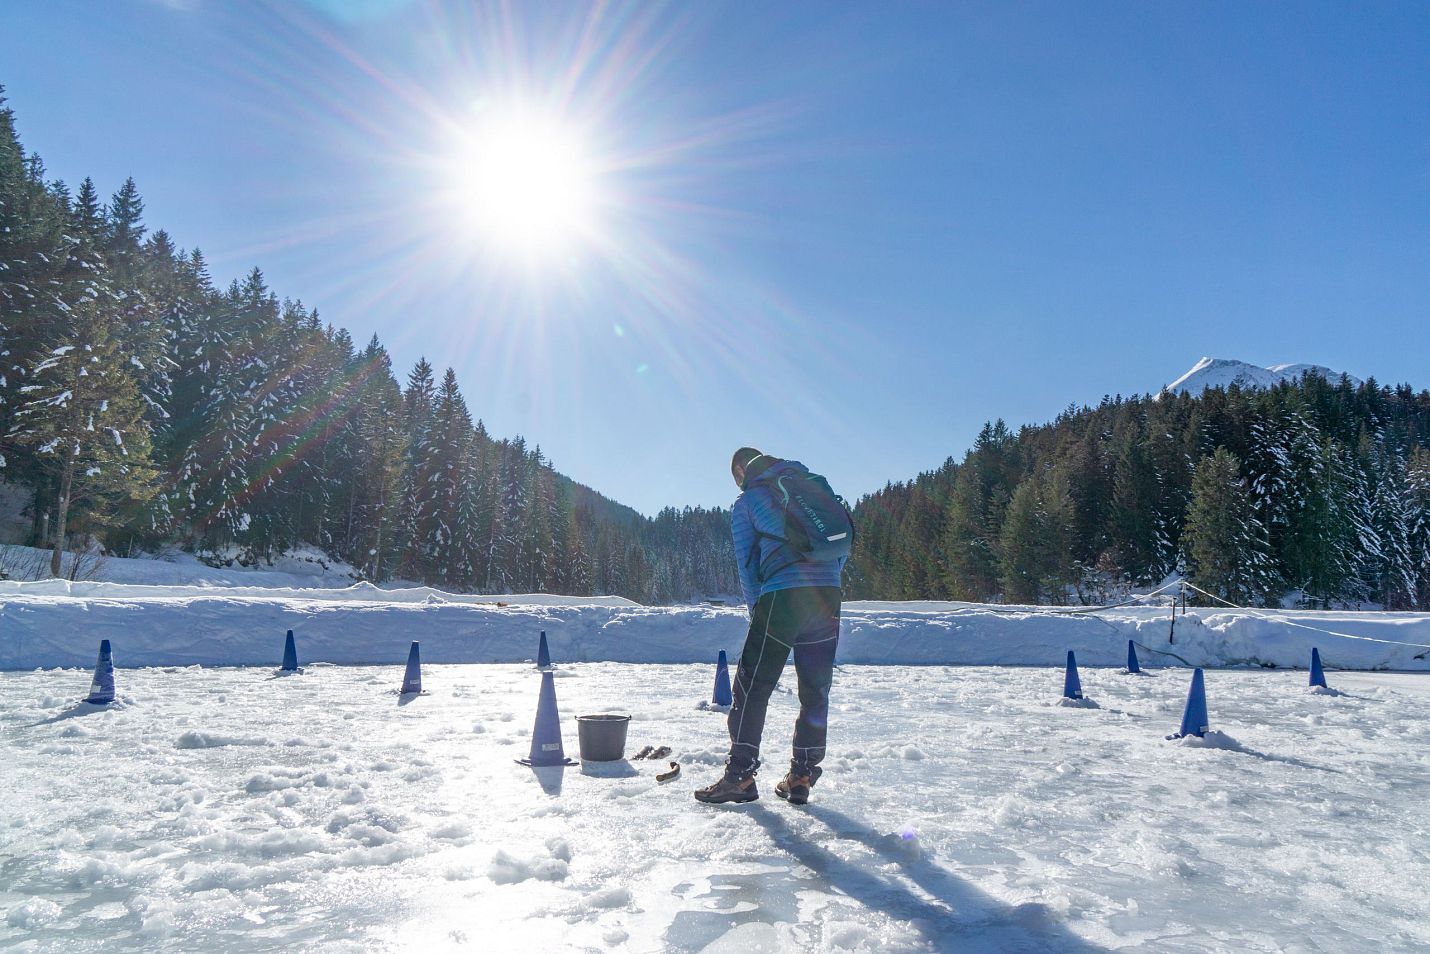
[
  {"x1": 1163, "y1": 357, "x2": 1360, "y2": 395},
  {"x1": 0, "y1": 544, "x2": 371, "y2": 589},
  {"x1": 2, "y1": 663, "x2": 1427, "y2": 951},
  {"x1": 2, "y1": 588, "x2": 1427, "y2": 671}
]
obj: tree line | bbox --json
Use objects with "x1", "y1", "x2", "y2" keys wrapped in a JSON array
[
  {"x1": 847, "y1": 375, "x2": 1430, "y2": 609},
  {"x1": 0, "y1": 89, "x2": 738, "y2": 602}
]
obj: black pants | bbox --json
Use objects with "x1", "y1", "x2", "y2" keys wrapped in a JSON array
[{"x1": 726, "y1": 587, "x2": 841, "y2": 781}]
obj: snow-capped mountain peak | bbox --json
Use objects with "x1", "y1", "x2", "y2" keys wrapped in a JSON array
[{"x1": 1163, "y1": 357, "x2": 1360, "y2": 395}]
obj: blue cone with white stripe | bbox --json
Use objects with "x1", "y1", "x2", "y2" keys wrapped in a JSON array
[
  {"x1": 536, "y1": 630, "x2": 552, "y2": 670},
  {"x1": 519, "y1": 670, "x2": 575, "y2": 766},
  {"x1": 1062, "y1": 650, "x2": 1083, "y2": 700},
  {"x1": 1126, "y1": 640, "x2": 1141, "y2": 674},
  {"x1": 280, "y1": 630, "x2": 299, "y2": 672},
  {"x1": 401, "y1": 641, "x2": 422, "y2": 695},
  {"x1": 1309, "y1": 647, "x2": 1327, "y2": 689},
  {"x1": 713, "y1": 650, "x2": 733, "y2": 706},
  {"x1": 85, "y1": 639, "x2": 115, "y2": 705},
  {"x1": 1172, "y1": 668, "x2": 1209, "y2": 739}
]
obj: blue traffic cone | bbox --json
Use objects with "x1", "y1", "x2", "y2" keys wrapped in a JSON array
[
  {"x1": 401, "y1": 641, "x2": 423, "y2": 695},
  {"x1": 280, "y1": 630, "x2": 299, "y2": 672},
  {"x1": 713, "y1": 650, "x2": 733, "y2": 706},
  {"x1": 1062, "y1": 650, "x2": 1083, "y2": 700},
  {"x1": 1172, "y1": 668, "x2": 1209, "y2": 739},
  {"x1": 518, "y1": 670, "x2": 575, "y2": 766},
  {"x1": 1126, "y1": 640, "x2": 1141, "y2": 674},
  {"x1": 1309, "y1": 647, "x2": 1327, "y2": 689},
  {"x1": 84, "y1": 639, "x2": 115, "y2": 705},
  {"x1": 536, "y1": 630, "x2": 552, "y2": 670}
]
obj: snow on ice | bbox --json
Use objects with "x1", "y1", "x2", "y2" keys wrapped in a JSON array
[
  {"x1": 1, "y1": 662, "x2": 1427, "y2": 951},
  {"x1": 2, "y1": 575, "x2": 1430, "y2": 950}
]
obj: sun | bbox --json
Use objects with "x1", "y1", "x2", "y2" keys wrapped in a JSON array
[{"x1": 446, "y1": 107, "x2": 599, "y2": 257}]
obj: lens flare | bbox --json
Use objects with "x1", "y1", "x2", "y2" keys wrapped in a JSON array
[{"x1": 444, "y1": 107, "x2": 599, "y2": 257}]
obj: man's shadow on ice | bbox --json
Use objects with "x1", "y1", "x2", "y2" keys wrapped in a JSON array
[{"x1": 744, "y1": 802, "x2": 1107, "y2": 953}]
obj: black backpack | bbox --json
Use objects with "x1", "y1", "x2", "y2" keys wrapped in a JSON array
[{"x1": 745, "y1": 469, "x2": 855, "y2": 581}]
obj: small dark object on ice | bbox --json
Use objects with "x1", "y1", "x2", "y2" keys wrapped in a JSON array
[
  {"x1": 632, "y1": 745, "x2": 672, "y2": 761},
  {"x1": 631, "y1": 745, "x2": 655, "y2": 760},
  {"x1": 656, "y1": 761, "x2": 681, "y2": 783}
]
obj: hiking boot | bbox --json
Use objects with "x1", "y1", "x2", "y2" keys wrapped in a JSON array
[
  {"x1": 693, "y1": 773, "x2": 758, "y2": 804},
  {"x1": 774, "y1": 773, "x2": 812, "y2": 805}
]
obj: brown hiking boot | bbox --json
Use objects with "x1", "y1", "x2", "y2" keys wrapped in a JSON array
[
  {"x1": 694, "y1": 773, "x2": 758, "y2": 804},
  {"x1": 775, "y1": 773, "x2": 812, "y2": 805}
]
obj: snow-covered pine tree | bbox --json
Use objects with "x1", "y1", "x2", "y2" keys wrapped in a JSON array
[
  {"x1": 553, "y1": 479, "x2": 591, "y2": 595},
  {"x1": 395, "y1": 358, "x2": 437, "y2": 580},
  {"x1": 104, "y1": 178, "x2": 172, "y2": 438},
  {"x1": 347, "y1": 336, "x2": 405, "y2": 581},
  {"x1": 484, "y1": 437, "x2": 527, "y2": 593},
  {"x1": 182, "y1": 268, "x2": 284, "y2": 560},
  {"x1": 10, "y1": 178, "x2": 158, "y2": 575},
  {"x1": 1370, "y1": 451, "x2": 1418, "y2": 610},
  {"x1": 0, "y1": 91, "x2": 69, "y2": 476},
  {"x1": 1405, "y1": 448, "x2": 1430, "y2": 611},
  {"x1": 427, "y1": 368, "x2": 474, "y2": 587},
  {"x1": 1336, "y1": 442, "x2": 1382, "y2": 607},
  {"x1": 163, "y1": 248, "x2": 219, "y2": 534},
  {"x1": 520, "y1": 446, "x2": 557, "y2": 592}
]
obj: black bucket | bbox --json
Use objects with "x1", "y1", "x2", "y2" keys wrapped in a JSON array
[{"x1": 576, "y1": 713, "x2": 631, "y2": 761}]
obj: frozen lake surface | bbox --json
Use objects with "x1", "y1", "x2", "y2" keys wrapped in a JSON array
[{"x1": 3, "y1": 663, "x2": 1428, "y2": 952}]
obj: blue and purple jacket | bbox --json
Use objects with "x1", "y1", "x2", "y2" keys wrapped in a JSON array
[{"x1": 731, "y1": 459, "x2": 846, "y2": 611}]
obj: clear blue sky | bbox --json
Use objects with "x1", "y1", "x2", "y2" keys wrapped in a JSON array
[{"x1": 3, "y1": 1, "x2": 1428, "y2": 515}]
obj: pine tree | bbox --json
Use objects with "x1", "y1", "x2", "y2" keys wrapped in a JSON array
[
  {"x1": 998, "y1": 468, "x2": 1077, "y2": 604},
  {"x1": 396, "y1": 358, "x2": 437, "y2": 580},
  {"x1": 1108, "y1": 422, "x2": 1165, "y2": 583},
  {"x1": 1182, "y1": 448, "x2": 1278, "y2": 606},
  {"x1": 10, "y1": 181, "x2": 157, "y2": 574},
  {"x1": 1405, "y1": 449, "x2": 1430, "y2": 610},
  {"x1": 1370, "y1": 453, "x2": 1417, "y2": 609},
  {"x1": 346, "y1": 336, "x2": 405, "y2": 580},
  {"x1": 426, "y1": 368, "x2": 474, "y2": 586}
]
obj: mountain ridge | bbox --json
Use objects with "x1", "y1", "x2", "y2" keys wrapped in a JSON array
[{"x1": 1163, "y1": 357, "x2": 1362, "y2": 395}]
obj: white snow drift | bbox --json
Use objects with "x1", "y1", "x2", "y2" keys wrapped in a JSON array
[{"x1": 2, "y1": 583, "x2": 1428, "y2": 672}]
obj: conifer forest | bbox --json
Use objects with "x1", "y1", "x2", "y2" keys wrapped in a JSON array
[
  {"x1": 3, "y1": 89, "x2": 1428, "y2": 608},
  {"x1": 0, "y1": 90, "x2": 737, "y2": 602}
]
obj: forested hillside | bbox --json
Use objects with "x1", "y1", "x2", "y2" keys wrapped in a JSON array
[
  {"x1": 848, "y1": 375, "x2": 1430, "y2": 609},
  {"x1": 7, "y1": 87, "x2": 1427, "y2": 612},
  {"x1": 0, "y1": 90, "x2": 737, "y2": 602}
]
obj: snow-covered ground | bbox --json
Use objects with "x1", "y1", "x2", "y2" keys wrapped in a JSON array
[
  {"x1": 0, "y1": 544, "x2": 370, "y2": 589},
  {"x1": 2, "y1": 662, "x2": 1427, "y2": 951}
]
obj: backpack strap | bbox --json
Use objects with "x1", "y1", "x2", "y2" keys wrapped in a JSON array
[
  {"x1": 742, "y1": 478, "x2": 793, "y2": 584},
  {"x1": 744, "y1": 528, "x2": 790, "y2": 583}
]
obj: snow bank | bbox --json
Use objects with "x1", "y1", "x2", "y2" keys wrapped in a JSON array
[{"x1": 1, "y1": 587, "x2": 1427, "y2": 671}]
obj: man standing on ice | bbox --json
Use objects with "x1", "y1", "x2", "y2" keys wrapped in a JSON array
[{"x1": 695, "y1": 448, "x2": 850, "y2": 805}]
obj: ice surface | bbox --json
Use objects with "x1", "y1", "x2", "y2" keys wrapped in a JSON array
[{"x1": 2, "y1": 664, "x2": 1428, "y2": 951}]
